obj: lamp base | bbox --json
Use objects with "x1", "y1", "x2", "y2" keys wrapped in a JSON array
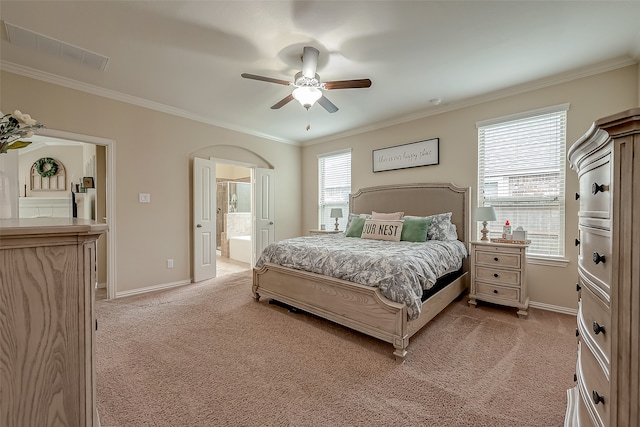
[
  {"x1": 480, "y1": 221, "x2": 489, "y2": 241},
  {"x1": 334, "y1": 217, "x2": 340, "y2": 232}
]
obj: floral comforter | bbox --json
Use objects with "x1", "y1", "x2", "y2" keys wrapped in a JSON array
[{"x1": 255, "y1": 234, "x2": 468, "y2": 320}]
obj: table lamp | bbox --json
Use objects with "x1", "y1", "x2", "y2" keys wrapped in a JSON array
[
  {"x1": 330, "y1": 208, "x2": 343, "y2": 231},
  {"x1": 475, "y1": 206, "x2": 496, "y2": 241}
]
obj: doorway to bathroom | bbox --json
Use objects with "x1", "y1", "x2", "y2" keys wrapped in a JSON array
[{"x1": 216, "y1": 162, "x2": 252, "y2": 277}]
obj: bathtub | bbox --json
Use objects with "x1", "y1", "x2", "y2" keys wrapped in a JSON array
[{"x1": 229, "y1": 235, "x2": 251, "y2": 264}]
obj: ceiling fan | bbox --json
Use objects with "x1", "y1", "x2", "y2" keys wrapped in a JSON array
[{"x1": 241, "y1": 46, "x2": 372, "y2": 113}]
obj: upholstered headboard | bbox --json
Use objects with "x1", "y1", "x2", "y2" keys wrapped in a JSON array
[{"x1": 349, "y1": 183, "x2": 471, "y2": 244}]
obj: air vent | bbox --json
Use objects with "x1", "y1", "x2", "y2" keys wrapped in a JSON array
[{"x1": 4, "y1": 21, "x2": 109, "y2": 71}]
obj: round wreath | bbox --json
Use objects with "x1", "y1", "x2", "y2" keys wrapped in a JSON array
[{"x1": 35, "y1": 157, "x2": 58, "y2": 178}]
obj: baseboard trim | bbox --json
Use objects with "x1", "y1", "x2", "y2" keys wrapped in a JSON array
[
  {"x1": 530, "y1": 300, "x2": 577, "y2": 316},
  {"x1": 115, "y1": 279, "x2": 191, "y2": 299}
]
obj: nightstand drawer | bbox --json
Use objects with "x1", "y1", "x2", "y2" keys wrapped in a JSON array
[
  {"x1": 475, "y1": 250, "x2": 521, "y2": 269},
  {"x1": 475, "y1": 266, "x2": 520, "y2": 286},
  {"x1": 476, "y1": 282, "x2": 519, "y2": 302}
]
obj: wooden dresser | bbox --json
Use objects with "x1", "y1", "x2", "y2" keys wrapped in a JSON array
[
  {"x1": 468, "y1": 241, "x2": 529, "y2": 318},
  {"x1": 0, "y1": 218, "x2": 107, "y2": 427},
  {"x1": 565, "y1": 108, "x2": 640, "y2": 427}
]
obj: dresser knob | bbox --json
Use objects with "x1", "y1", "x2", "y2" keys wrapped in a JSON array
[
  {"x1": 592, "y1": 182, "x2": 607, "y2": 195},
  {"x1": 576, "y1": 283, "x2": 581, "y2": 292},
  {"x1": 493, "y1": 289, "x2": 498, "y2": 294},
  {"x1": 575, "y1": 238, "x2": 580, "y2": 246},
  {"x1": 494, "y1": 257, "x2": 499, "y2": 261},
  {"x1": 575, "y1": 192, "x2": 580, "y2": 200},
  {"x1": 575, "y1": 328, "x2": 579, "y2": 337},
  {"x1": 592, "y1": 390, "x2": 605, "y2": 405},
  {"x1": 574, "y1": 373, "x2": 577, "y2": 382},
  {"x1": 593, "y1": 321, "x2": 605, "y2": 335},
  {"x1": 493, "y1": 273, "x2": 499, "y2": 278},
  {"x1": 593, "y1": 252, "x2": 606, "y2": 265}
]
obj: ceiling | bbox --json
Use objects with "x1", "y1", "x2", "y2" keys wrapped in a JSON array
[{"x1": 1, "y1": 1, "x2": 639, "y2": 146}]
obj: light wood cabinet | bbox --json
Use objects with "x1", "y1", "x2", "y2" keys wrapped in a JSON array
[
  {"x1": 0, "y1": 218, "x2": 107, "y2": 427},
  {"x1": 565, "y1": 108, "x2": 640, "y2": 427},
  {"x1": 468, "y1": 241, "x2": 529, "y2": 318}
]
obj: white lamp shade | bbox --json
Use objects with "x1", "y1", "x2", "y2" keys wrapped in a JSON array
[
  {"x1": 474, "y1": 206, "x2": 496, "y2": 222},
  {"x1": 330, "y1": 208, "x2": 343, "y2": 218},
  {"x1": 292, "y1": 86, "x2": 322, "y2": 108}
]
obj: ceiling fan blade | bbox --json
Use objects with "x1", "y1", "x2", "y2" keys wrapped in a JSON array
[
  {"x1": 241, "y1": 73, "x2": 290, "y2": 86},
  {"x1": 271, "y1": 94, "x2": 294, "y2": 109},
  {"x1": 324, "y1": 79, "x2": 372, "y2": 90},
  {"x1": 317, "y1": 95, "x2": 338, "y2": 113},
  {"x1": 301, "y1": 46, "x2": 319, "y2": 79}
]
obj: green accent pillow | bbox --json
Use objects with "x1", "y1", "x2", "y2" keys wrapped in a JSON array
[
  {"x1": 345, "y1": 216, "x2": 366, "y2": 237},
  {"x1": 400, "y1": 216, "x2": 431, "y2": 242}
]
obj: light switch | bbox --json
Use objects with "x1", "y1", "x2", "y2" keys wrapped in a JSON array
[{"x1": 139, "y1": 193, "x2": 150, "y2": 203}]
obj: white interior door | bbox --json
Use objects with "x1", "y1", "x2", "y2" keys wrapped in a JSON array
[
  {"x1": 254, "y1": 168, "x2": 275, "y2": 263},
  {"x1": 193, "y1": 157, "x2": 216, "y2": 282}
]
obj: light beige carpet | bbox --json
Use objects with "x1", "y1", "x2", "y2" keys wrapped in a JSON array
[{"x1": 96, "y1": 271, "x2": 576, "y2": 426}]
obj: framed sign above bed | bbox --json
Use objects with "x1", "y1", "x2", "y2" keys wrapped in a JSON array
[{"x1": 372, "y1": 138, "x2": 439, "y2": 172}]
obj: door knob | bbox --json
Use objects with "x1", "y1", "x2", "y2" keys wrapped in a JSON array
[
  {"x1": 269, "y1": 221, "x2": 274, "y2": 225},
  {"x1": 196, "y1": 224, "x2": 203, "y2": 228}
]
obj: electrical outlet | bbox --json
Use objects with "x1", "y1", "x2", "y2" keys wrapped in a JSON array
[
  {"x1": 167, "y1": 259, "x2": 174, "y2": 268},
  {"x1": 139, "y1": 193, "x2": 150, "y2": 203}
]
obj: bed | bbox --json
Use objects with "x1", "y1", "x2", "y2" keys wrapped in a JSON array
[{"x1": 252, "y1": 182, "x2": 471, "y2": 361}]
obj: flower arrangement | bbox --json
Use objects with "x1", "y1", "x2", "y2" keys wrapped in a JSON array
[{"x1": 0, "y1": 110, "x2": 45, "y2": 154}]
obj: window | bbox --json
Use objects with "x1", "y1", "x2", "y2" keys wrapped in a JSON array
[
  {"x1": 318, "y1": 150, "x2": 351, "y2": 231},
  {"x1": 477, "y1": 104, "x2": 568, "y2": 257}
]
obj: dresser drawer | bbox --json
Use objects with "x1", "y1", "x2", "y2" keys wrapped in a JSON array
[
  {"x1": 475, "y1": 250, "x2": 521, "y2": 269},
  {"x1": 475, "y1": 282, "x2": 519, "y2": 302},
  {"x1": 578, "y1": 341, "x2": 610, "y2": 427},
  {"x1": 578, "y1": 150, "x2": 611, "y2": 223},
  {"x1": 475, "y1": 266, "x2": 520, "y2": 286},
  {"x1": 578, "y1": 287, "x2": 610, "y2": 368},
  {"x1": 578, "y1": 225, "x2": 611, "y2": 298}
]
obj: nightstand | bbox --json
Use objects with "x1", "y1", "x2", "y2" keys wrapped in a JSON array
[
  {"x1": 309, "y1": 229, "x2": 341, "y2": 235},
  {"x1": 468, "y1": 241, "x2": 529, "y2": 318}
]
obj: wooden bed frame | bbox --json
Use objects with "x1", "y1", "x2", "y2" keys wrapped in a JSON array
[{"x1": 252, "y1": 183, "x2": 471, "y2": 361}]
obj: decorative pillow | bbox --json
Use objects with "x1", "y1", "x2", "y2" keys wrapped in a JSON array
[
  {"x1": 400, "y1": 216, "x2": 431, "y2": 242},
  {"x1": 360, "y1": 219, "x2": 404, "y2": 241},
  {"x1": 345, "y1": 216, "x2": 367, "y2": 237},
  {"x1": 427, "y1": 212, "x2": 453, "y2": 240},
  {"x1": 345, "y1": 213, "x2": 370, "y2": 231},
  {"x1": 371, "y1": 211, "x2": 404, "y2": 220}
]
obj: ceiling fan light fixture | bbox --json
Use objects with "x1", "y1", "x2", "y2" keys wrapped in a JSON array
[{"x1": 292, "y1": 86, "x2": 322, "y2": 109}]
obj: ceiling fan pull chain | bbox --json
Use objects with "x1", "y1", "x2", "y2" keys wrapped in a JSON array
[{"x1": 306, "y1": 109, "x2": 311, "y2": 131}]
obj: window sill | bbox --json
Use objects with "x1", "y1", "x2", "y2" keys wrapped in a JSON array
[{"x1": 527, "y1": 256, "x2": 570, "y2": 268}]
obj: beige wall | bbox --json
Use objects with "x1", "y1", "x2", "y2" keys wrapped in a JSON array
[
  {"x1": 302, "y1": 64, "x2": 639, "y2": 311},
  {"x1": 1, "y1": 71, "x2": 302, "y2": 294}
]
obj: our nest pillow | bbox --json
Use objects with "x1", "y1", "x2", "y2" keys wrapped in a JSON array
[{"x1": 360, "y1": 219, "x2": 404, "y2": 242}]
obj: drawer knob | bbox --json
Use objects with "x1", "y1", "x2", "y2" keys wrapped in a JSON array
[
  {"x1": 593, "y1": 321, "x2": 605, "y2": 335},
  {"x1": 591, "y1": 182, "x2": 607, "y2": 195},
  {"x1": 592, "y1": 390, "x2": 605, "y2": 405},
  {"x1": 575, "y1": 238, "x2": 580, "y2": 246},
  {"x1": 576, "y1": 283, "x2": 581, "y2": 292},
  {"x1": 494, "y1": 257, "x2": 499, "y2": 261},
  {"x1": 592, "y1": 252, "x2": 606, "y2": 265},
  {"x1": 575, "y1": 328, "x2": 579, "y2": 337},
  {"x1": 493, "y1": 273, "x2": 499, "y2": 278},
  {"x1": 493, "y1": 289, "x2": 498, "y2": 294},
  {"x1": 575, "y1": 192, "x2": 580, "y2": 200}
]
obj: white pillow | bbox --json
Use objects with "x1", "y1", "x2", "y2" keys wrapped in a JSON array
[
  {"x1": 360, "y1": 219, "x2": 404, "y2": 242},
  {"x1": 371, "y1": 211, "x2": 404, "y2": 220}
]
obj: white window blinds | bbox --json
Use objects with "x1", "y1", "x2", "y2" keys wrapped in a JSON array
[
  {"x1": 318, "y1": 150, "x2": 351, "y2": 231},
  {"x1": 477, "y1": 104, "x2": 568, "y2": 257}
]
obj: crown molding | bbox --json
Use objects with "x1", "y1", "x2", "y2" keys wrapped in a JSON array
[
  {"x1": 302, "y1": 56, "x2": 638, "y2": 146},
  {"x1": 0, "y1": 60, "x2": 299, "y2": 146}
]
